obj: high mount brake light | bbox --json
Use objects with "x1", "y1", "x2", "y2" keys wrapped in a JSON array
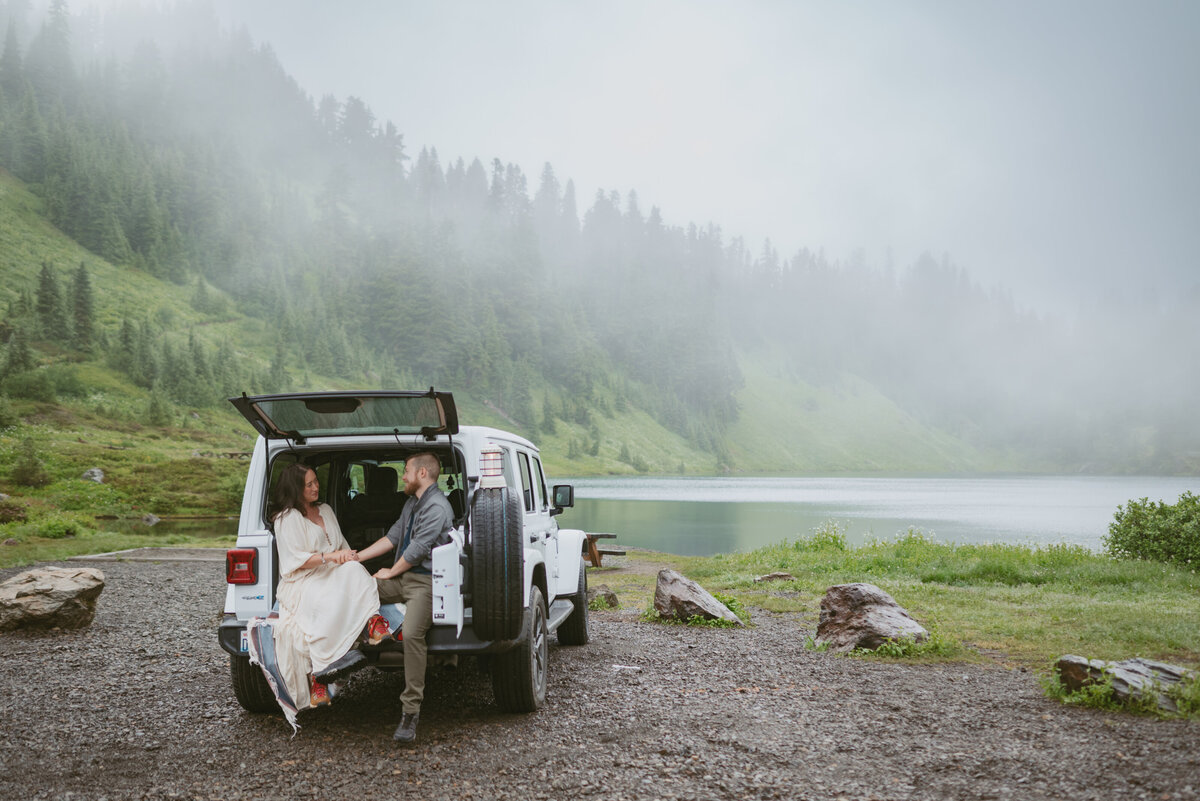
[
  {"x1": 226, "y1": 549, "x2": 258, "y2": 585},
  {"x1": 479, "y1": 445, "x2": 506, "y2": 489}
]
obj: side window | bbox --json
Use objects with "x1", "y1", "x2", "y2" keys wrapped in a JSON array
[
  {"x1": 517, "y1": 451, "x2": 535, "y2": 513},
  {"x1": 532, "y1": 456, "x2": 548, "y2": 510},
  {"x1": 347, "y1": 463, "x2": 366, "y2": 498},
  {"x1": 498, "y1": 447, "x2": 518, "y2": 495}
]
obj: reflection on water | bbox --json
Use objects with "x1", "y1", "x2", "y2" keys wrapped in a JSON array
[
  {"x1": 94, "y1": 518, "x2": 238, "y2": 539},
  {"x1": 556, "y1": 475, "x2": 1199, "y2": 557}
]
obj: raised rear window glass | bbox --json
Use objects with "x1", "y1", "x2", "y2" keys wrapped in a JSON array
[{"x1": 250, "y1": 395, "x2": 447, "y2": 438}]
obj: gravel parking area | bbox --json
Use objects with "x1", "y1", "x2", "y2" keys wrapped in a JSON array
[{"x1": 0, "y1": 557, "x2": 1196, "y2": 801}]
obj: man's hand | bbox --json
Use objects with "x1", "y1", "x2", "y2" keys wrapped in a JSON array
[{"x1": 373, "y1": 564, "x2": 400, "y2": 580}]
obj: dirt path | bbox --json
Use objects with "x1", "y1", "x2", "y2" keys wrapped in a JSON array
[{"x1": 0, "y1": 558, "x2": 1196, "y2": 800}]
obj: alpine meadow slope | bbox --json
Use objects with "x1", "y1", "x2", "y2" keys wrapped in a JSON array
[{"x1": 1, "y1": 0, "x2": 1197, "y2": 527}]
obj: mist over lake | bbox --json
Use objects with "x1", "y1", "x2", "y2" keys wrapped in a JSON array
[{"x1": 560, "y1": 476, "x2": 1200, "y2": 557}]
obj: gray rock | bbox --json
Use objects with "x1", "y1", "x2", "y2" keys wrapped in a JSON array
[
  {"x1": 82, "y1": 467, "x2": 105, "y2": 483},
  {"x1": 1055, "y1": 655, "x2": 1198, "y2": 713},
  {"x1": 754, "y1": 572, "x2": 794, "y2": 583},
  {"x1": 0, "y1": 567, "x2": 106, "y2": 631},
  {"x1": 142, "y1": 513, "x2": 161, "y2": 526},
  {"x1": 587, "y1": 584, "x2": 619, "y2": 609},
  {"x1": 815, "y1": 583, "x2": 928, "y2": 653},
  {"x1": 3, "y1": 538, "x2": 18, "y2": 546},
  {"x1": 653, "y1": 569, "x2": 742, "y2": 625}
]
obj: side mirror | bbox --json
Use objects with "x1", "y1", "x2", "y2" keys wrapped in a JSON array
[{"x1": 550, "y1": 484, "x2": 574, "y2": 516}]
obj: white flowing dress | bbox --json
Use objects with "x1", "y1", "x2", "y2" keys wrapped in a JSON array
[{"x1": 271, "y1": 504, "x2": 380, "y2": 709}]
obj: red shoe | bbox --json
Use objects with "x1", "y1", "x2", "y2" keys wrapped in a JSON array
[
  {"x1": 310, "y1": 676, "x2": 331, "y2": 708},
  {"x1": 365, "y1": 613, "x2": 393, "y2": 646}
]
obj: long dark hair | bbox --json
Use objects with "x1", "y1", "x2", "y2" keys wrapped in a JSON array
[{"x1": 269, "y1": 463, "x2": 314, "y2": 522}]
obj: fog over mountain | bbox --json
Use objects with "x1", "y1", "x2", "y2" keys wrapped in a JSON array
[
  {"x1": 2, "y1": 0, "x2": 1197, "y2": 474},
  {"x1": 195, "y1": 0, "x2": 1200, "y2": 314}
]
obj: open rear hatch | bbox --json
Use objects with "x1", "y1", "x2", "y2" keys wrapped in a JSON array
[{"x1": 229, "y1": 389, "x2": 458, "y2": 442}]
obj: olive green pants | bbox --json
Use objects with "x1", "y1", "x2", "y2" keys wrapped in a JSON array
[{"x1": 376, "y1": 571, "x2": 432, "y2": 715}]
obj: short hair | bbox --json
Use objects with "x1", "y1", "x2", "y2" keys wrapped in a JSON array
[{"x1": 408, "y1": 452, "x2": 440, "y2": 482}]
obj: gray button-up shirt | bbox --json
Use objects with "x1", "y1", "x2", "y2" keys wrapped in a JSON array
[{"x1": 384, "y1": 487, "x2": 454, "y2": 572}]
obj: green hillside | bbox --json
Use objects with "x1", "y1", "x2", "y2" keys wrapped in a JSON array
[
  {"x1": 729, "y1": 354, "x2": 998, "y2": 473},
  {"x1": 0, "y1": 156, "x2": 1004, "y2": 545},
  {"x1": 1, "y1": 0, "x2": 1194, "y2": 564}
]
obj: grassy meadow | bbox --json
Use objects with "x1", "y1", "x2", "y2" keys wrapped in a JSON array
[{"x1": 589, "y1": 525, "x2": 1200, "y2": 673}]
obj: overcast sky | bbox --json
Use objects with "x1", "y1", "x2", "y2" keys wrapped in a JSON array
[{"x1": 193, "y1": 2, "x2": 1197, "y2": 311}]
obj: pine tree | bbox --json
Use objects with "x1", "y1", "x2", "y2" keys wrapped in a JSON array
[
  {"x1": 0, "y1": 21, "x2": 23, "y2": 105},
  {"x1": 146, "y1": 382, "x2": 171, "y2": 426},
  {"x1": 23, "y1": 0, "x2": 72, "y2": 103},
  {"x1": 70, "y1": 262, "x2": 94, "y2": 351},
  {"x1": 35, "y1": 261, "x2": 67, "y2": 341},
  {"x1": 268, "y1": 339, "x2": 291, "y2": 392},
  {"x1": 12, "y1": 437, "x2": 51, "y2": 487},
  {"x1": 12, "y1": 90, "x2": 47, "y2": 182},
  {"x1": 2, "y1": 327, "x2": 34, "y2": 377}
]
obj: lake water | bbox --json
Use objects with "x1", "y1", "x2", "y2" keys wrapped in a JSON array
[
  {"x1": 555, "y1": 475, "x2": 1199, "y2": 556},
  {"x1": 96, "y1": 476, "x2": 1197, "y2": 558}
]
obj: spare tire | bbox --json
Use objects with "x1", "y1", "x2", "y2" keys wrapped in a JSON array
[{"x1": 471, "y1": 486, "x2": 524, "y2": 641}]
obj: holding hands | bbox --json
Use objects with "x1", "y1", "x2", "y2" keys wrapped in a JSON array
[{"x1": 322, "y1": 548, "x2": 358, "y2": 565}]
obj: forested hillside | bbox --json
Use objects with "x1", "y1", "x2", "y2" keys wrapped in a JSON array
[{"x1": 1, "y1": 0, "x2": 1197, "y2": 478}]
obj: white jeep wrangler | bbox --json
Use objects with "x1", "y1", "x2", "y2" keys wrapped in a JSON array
[{"x1": 217, "y1": 389, "x2": 589, "y2": 714}]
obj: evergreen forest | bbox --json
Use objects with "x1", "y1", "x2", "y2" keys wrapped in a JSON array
[{"x1": 1, "y1": 0, "x2": 1197, "y2": 478}]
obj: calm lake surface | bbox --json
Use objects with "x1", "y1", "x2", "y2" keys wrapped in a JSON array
[{"x1": 555, "y1": 476, "x2": 1199, "y2": 557}]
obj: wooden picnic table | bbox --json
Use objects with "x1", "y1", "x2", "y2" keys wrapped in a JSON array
[{"x1": 583, "y1": 532, "x2": 625, "y2": 567}]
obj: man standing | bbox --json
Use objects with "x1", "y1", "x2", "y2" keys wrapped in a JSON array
[{"x1": 355, "y1": 452, "x2": 454, "y2": 744}]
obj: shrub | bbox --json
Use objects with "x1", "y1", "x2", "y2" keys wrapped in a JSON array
[
  {"x1": 852, "y1": 629, "x2": 964, "y2": 659},
  {"x1": 33, "y1": 511, "x2": 91, "y2": 539},
  {"x1": 11, "y1": 438, "x2": 52, "y2": 487},
  {"x1": 1104, "y1": 492, "x2": 1200, "y2": 568},
  {"x1": 44, "y1": 364, "x2": 87, "y2": 398},
  {"x1": 0, "y1": 394, "x2": 18, "y2": 429},
  {"x1": 791, "y1": 520, "x2": 847, "y2": 552},
  {"x1": 3, "y1": 370, "x2": 56, "y2": 402},
  {"x1": 0, "y1": 499, "x2": 28, "y2": 524}
]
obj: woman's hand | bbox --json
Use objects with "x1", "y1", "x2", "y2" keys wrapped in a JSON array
[{"x1": 326, "y1": 549, "x2": 357, "y2": 565}]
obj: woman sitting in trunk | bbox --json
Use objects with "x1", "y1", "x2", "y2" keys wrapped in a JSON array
[{"x1": 267, "y1": 463, "x2": 392, "y2": 711}]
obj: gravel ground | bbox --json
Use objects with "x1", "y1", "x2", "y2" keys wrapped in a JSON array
[{"x1": 1, "y1": 557, "x2": 1197, "y2": 801}]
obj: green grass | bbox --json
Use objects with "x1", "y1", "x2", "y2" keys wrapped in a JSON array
[
  {"x1": 602, "y1": 524, "x2": 1200, "y2": 671},
  {"x1": 1041, "y1": 666, "x2": 1200, "y2": 719},
  {"x1": 0, "y1": 529, "x2": 231, "y2": 570}
]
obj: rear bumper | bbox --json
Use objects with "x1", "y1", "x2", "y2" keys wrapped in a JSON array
[{"x1": 217, "y1": 612, "x2": 518, "y2": 659}]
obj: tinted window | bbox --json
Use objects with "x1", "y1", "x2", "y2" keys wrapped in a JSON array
[
  {"x1": 532, "y1": 456, "x2": 548, "y2": 510},
  {"x1": 517, "y1": 451, "x2": 535, "y2": 512}
]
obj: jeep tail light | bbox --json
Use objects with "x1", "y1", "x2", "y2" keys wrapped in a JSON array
[
  {"x1": 479, "y1": 445, "x2": 506, "y2": 489},
  {"x1": 226, "y1": 549, "x2": 258, "y2": 585}
]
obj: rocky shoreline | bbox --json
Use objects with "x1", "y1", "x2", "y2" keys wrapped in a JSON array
[{"x1": 0, "y1": 557, "x2": 1196, "y2": 801}]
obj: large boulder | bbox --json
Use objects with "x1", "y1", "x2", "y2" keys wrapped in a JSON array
[
  {"x1": 815, "y1": 583, "x2": 928, "y2": 653},
  {"x1": 0, "y1": 567, "x2": 106, "y2": 631},
  {"x1": 653, "y1": 569, "x2": 742, "y2": 625},
  {"x1": 1055, "y1": 655, "x2": 1197, "y2": 714}
]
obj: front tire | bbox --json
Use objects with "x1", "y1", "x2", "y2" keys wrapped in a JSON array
[
  {"x1": 557, "y1": 559, "x2": 589, "y2": 646},
  {"x1": 491, "y1": 585, "x2": 548, "y2": 712},
  {"x1": 230, "y1": 655, "x2": 280, "y2": 714}
]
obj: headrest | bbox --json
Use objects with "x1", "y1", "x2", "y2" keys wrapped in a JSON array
[{"x1": 366, "y1": 466, "x2": 398, "y2": 496}]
